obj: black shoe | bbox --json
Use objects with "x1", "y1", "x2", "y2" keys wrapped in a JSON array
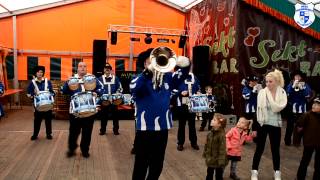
[
  {"x1": 191, "y1": 144, "x2": 200, "y2": 150},
  {"x1": 177, "y1": 145, "x2": 184, "y2": 151},
  {"x1": 30, "y1": 136, "x2": 38, "y2": 140},
  {"x1": 82, "y1": 152, "x2": 90, "y2": 158},
  {"x1": 99, "y1": 132, "x2": 106, "y2": 135},
  {"x1": 131, "y1": 147, "x2": 136, "y2": 155},
  {"x1": 199, "y1": 127, "x2": 204, "y2": 131},
  {"x1": 230, "y1": 173, "x2": 240, "y2": 180},
  {"x1": 47, "y1": 135, "x2": 53, "y2": 140},
  {"x1": 66, "y1": 150, "x2": 75, "y2": 158},
  {"x1": 114, "y1": 131, "x2": 120, "y2": 135}
]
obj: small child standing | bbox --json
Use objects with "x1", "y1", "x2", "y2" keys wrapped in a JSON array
[
  {"x1": 203, "y1": 113, "x2": 228, "y2": 180},
  {"x1": 293, "y1": 96, "x2": 320, "y2": 180},
  {"x1": 226, "y1": 117, "x2": 255, "y2": 180},
  {"x1": 200, "y1": 85, "x2": 216, "y2": 131}
]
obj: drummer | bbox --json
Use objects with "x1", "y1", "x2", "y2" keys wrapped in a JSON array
[
  {"x1": 97, "y1": 63, "x2": 123, "y2": 135},
  {"x1": 61, "y1": 62, "x2": 103, "y2": 158},
  {"x1": 27, "y1": 66, "x2": 55, "y2": 141},
  {"x1": 174, "y1": 61, "x2": 201, "y2": 151}
]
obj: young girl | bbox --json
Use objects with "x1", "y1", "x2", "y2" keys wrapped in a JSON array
[
  {"x1": 203, "y1": 113, "x2": 228, "y2": 180},
  {"x1": 226, "y1": 117, "x2": 255, "y2": 180}
]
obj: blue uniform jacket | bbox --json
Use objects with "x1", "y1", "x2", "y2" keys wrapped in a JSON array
[
  {"x1": 130, "y1": 72, "x2": 182, "y2": 131},
  {"x1": 27, "y1": 78, "x2": 55, "y2": 97},
  {"x1": 242, "y1": 85, "x2": 258, "y2": 113},
  {"x1": 286, "y1": 82, "x2": 312, "y2": 113},
  {"x1": 97, "y1": 74, "x2": 123, "y2": 95},
  {"x1": 175, "y1": 73, "x2": 201, "y2": 107}
]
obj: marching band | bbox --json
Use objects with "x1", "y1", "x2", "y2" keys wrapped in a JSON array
[{"x1": 20, "y1": 47, "x2": 319, "y2": 180}]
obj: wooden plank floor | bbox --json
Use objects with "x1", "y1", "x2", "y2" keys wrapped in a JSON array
[{"x1": 0, "y1": 106, "x2": 315, "y2": 180}]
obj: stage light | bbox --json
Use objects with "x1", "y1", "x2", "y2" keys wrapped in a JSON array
[
  {"x1": 178, "y1": 35, "x2": 187, "y2": 48},
  {"x1": 145, "y1": 34, "x2": 152, "y2": 44}
]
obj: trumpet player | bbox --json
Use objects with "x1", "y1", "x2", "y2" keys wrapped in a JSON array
[
  {"x1": 284, "y1": 70, "x2": 312, "y2": 146},
  {"x1": 130, "y1": 47, "x2": 189, "y2": 180},
  {"x1": 242, "y1": 75, "x2": 262, "y2": 136}
]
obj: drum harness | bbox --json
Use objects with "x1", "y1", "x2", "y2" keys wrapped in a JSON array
[
  {"x1": 182, "y1": 73, "x2": 195, "y2": 106},
  {"x1": 32, "y1": 78, "x2": 48, "y2": 95},
  {"x1": 102, "y1": 74, "x2": 115, "y2": 96}
]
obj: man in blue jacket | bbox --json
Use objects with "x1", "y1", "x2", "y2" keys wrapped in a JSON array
[
  {"x1": 98, "y1": 63, "x2": 123, "y2": 135},
  {"x1": 130, "y1": 47, "x2": 188, "y2": 180},
  {"x1": 62, "y1": 62, "x2": 104, "y2": 158}
]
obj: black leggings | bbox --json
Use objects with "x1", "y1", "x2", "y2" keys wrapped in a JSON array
[
  {"x1": 252, "y1": 125, "x2": 281, "y2": 171},
  {"x1": 206, "y1": 167, "x2": 224, "y2": 180}
]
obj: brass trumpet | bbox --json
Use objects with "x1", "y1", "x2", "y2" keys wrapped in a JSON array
[{"x1": 150, "y1": 47, "x2": 177, "y2": 73}]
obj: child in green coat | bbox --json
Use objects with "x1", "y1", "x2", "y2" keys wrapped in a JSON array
[{"x1": 203, "y1": 113, "x2": 228, "y2": 180}]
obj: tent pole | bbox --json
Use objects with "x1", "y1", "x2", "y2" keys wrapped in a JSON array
[
  {"x1": 129, "y1": 0, "x2": 135, "y2": 71},
  {"x1": 13, "y1": 15, "x2": 19, "y2": 103}
]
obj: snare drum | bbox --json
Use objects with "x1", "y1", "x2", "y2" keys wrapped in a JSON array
[
  {"x1": 83, "y1": 74, "x2": 96, "y2": 91},
  {"x1": 100, "y1": 94, "x2": 112, "y2": 106},
  {"x1": 111, "y1": 94, "x2": 124, "y2": 105},
  {"x1": 34, "y1": 91, "x2": 54, "y2": 112},
  {"x1": 188, "y1": 94, "x2": 209, "y2": 113},
  {"x1": 68, "y1": 77, "x2": 79, "y2": 91},
  {"x1": 70, "y1": 92, "x2": 97, "y2": 118}
]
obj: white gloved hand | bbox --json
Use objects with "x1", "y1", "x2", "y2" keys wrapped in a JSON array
[
  {"x1": 147, "y1": 64, "x2": 155, "y2": 72},
  {"x1": 176, "y1": 56, "x2": 190, "y2": 68},
  {"x1": 292, "y1": 80, "x2": 299, "y2": 88}
]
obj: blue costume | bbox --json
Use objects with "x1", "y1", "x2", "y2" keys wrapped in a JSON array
[
  {"x1": 284, "y1": 80, "x2": 312, "y2": 145},
  {"x1": 27, "y1": 66, "x2": 55, "y2": 140},
  {"x1": 242, "y1": 85, "x2": 258, "y2": 114},
  {"x1": 0, "y1": 82, "x2": 4, "y2": 118},
  {"x1": 62, "y1": 73, "x2": 103, "y2": 157},
  {"x1": 97, "y1": 71, "x2": 123, "y2": 135},
  {"x1": 130, "y1": 48, "x2": 190, "y2": 180},
  {"x1": 130, "y1": 72, "x2": 174, "y2": 131}
]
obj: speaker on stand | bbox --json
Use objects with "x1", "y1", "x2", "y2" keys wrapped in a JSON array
[
  {"x1": 192, "y1": 45, "x2": 210, "y2": 93},
  {"x1": 92, "y1": 40, "x2": 107, "y2": 77}
]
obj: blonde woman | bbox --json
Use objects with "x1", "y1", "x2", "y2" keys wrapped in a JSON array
[{"x1": 251, "y1": 69, "x2": 287, "y2": 180}]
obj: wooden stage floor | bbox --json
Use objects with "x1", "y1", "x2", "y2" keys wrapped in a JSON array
[{"x1": 0, "y1": 106, "x2": 315, "y2": 180}]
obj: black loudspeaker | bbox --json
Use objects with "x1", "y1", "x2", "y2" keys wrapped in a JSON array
[
  {"x1": 111, "y1": 31, "x2": 117, "y2": 45},
  {"x1": 178, "y1": 35, "x2": 187, "y2": 48},
  {"x1": 93, "y1": 40, "x2": 107, "y2": 77},
  {"x1": 192, "y1": 45, "x2": 210, "y2": 92}
]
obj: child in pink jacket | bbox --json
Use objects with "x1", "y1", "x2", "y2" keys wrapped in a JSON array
[{"x1": 226, "y1": 117, "x2": 255, "y2": 180}]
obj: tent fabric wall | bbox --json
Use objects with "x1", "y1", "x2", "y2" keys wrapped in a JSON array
[{"x1": 0, "y1": 0, "x2": 185, "y2": 81}]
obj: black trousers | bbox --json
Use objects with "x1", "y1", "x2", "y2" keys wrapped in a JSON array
[
  {"x1": 177, "y1": 105, "x2": 197, "y2": 145},
  {"x1": 285, "y1": 113, "x2": 302, "y2": 145},
  {"x1": 297, "y1": 146, "x2": 320, "y2": 180},
  {"x1": 68, "y1": 114, "x2": 95, "y2": 153},
  {"x1": 252, "y1": 125, "x2": 281, "y2": 171},
  {"x1": 206, "y1": 167, "x2": 224, "y2": 180},
  {"x1": 100, "y1": 105, "x2": 119, "y2": 133},
  {"x1": 132, "y1": 130, "x2": 168, "y2": 180},
  {"x1": 201, "y1": 112, "x2": 214, "y2": 130},
  {"x1": 33, "y1": 110, "x2": 52, "y2": 137}
]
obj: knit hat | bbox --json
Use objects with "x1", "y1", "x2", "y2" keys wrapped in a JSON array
[{"x1": 33, "y1": 66, "x2": 45, "y2": 75}]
